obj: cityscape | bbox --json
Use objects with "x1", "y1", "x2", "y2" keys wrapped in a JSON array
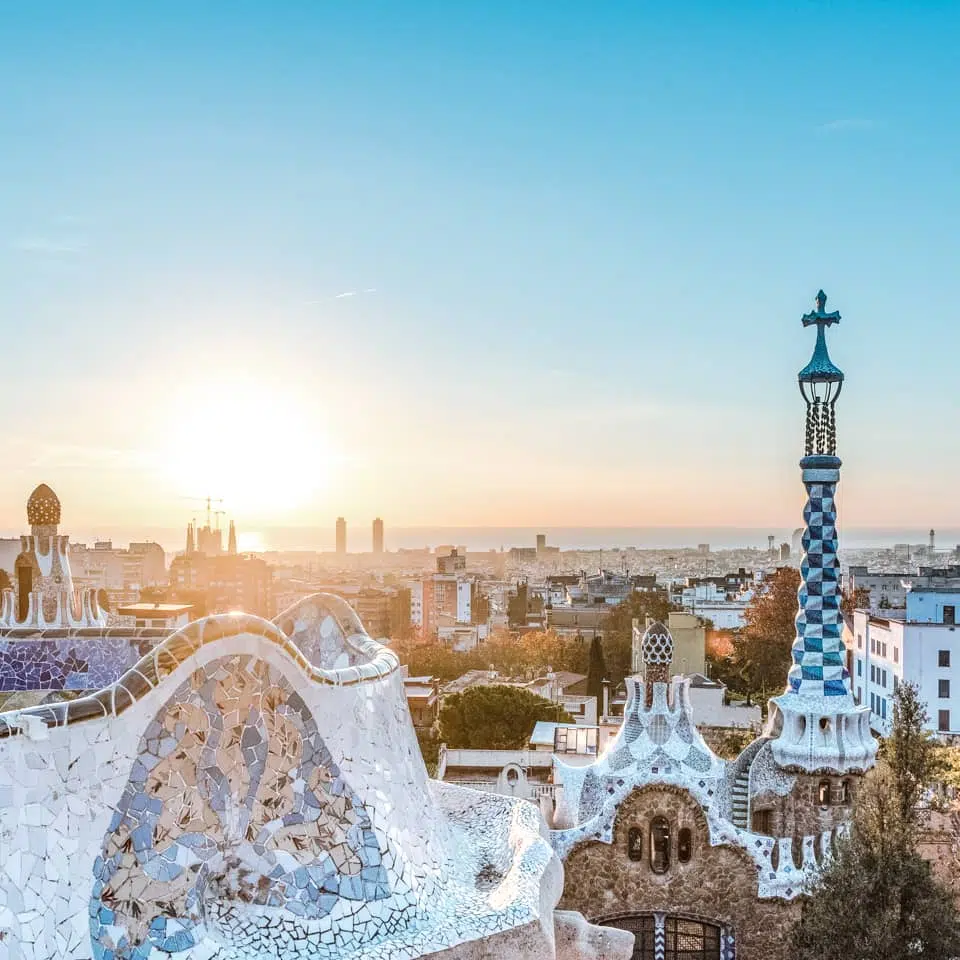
[{"x1": 2, "y1": 5, "x2": 960, "y2": 960}]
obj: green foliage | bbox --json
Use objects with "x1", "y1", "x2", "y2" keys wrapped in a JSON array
[
  {"x1": 841, "y1": 585, "x2": 872, "y2": 618},
  {"x1": 708, "y1": 728, "x2": 753, "y2": 760},
  {"x1": 730, "y1": 567, "x2": 800, "y2": 707},
  {"x1": 392, "y1": 630, "x2": 590, "y2": 683},
  {"x1": 416, "y1": 728, "x2": 440, "y2": 777},
  {"x1": 438, "y1": 685, "x2": 573, "y2": 749},
  {"x1": 599, "y1": 590, "x2": 673, "y2": 688},
  {"x1": 879, "y1": 681, "x2": 946, "y2": 827},
  {"x1": 791, "y1": 682, "x2": 960, "y2": 960},
  {"x1": 586, "y1": 635, "x2": 607, "y2": 704}
]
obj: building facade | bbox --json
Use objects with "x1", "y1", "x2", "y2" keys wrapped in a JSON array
[
  {"x1": 553, "y1": 292, "x2": 877, "y2": 960},
  {"x1": 851, "y1": 588, "x2": 960, "y2": 735}
]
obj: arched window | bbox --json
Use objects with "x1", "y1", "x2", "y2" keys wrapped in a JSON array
[
  {"x1": 650, "y1": 817, "x2": 671, "y2": 874},
  {"x1": 839, "y1": 779, "x2": 851, "y2": 804},
  {"x1": 627, "y1": 827, "x2": 643, "y2": 861},
  {"x1": 678, "y1": 827, "x2": 692, "y2": 863},
  {"x1": 818, "y1": 780, "x2": 831, "y2": 805}
]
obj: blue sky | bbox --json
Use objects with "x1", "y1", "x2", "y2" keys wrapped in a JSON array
[{"x1": 1, "y1": 2, "x2": 958, "y2": 537}]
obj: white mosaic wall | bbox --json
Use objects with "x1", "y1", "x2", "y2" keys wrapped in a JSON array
[{"x1": 0, "y1": 602, "x2": 599, "y2": 960}]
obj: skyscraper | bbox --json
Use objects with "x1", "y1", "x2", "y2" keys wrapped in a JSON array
[
  {"x1": 228, "y1": 519, "x2": 237, "y2": 555},
  {"x1": 372, "y1": 517, "x2": 384, "y2": 554},
  {"x1": 336, "y1": 517, "x2": 347, "y2": 555}
]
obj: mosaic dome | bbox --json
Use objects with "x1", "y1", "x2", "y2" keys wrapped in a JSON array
[
  {"x1": 27, "y1": 483, "x2": 61, "y2": 527},
  {"x1": 641, "y1": 620, "x2": 674, "y2": 665}
]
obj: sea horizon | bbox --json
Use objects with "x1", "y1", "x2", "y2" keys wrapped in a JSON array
[{"x1": 4, "y1": 524, "x2": 956, "y2": 556}]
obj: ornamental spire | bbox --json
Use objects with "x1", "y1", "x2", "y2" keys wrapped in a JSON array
[
  {"x1": 799, "y1": 290, "x2": 844, "y2": 457},
  {"x1": 766, "y1": 289, "x2": 877, "y2": 773}
]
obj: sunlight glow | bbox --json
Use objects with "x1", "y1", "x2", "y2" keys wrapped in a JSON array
[{"x1": 161, "y1": 376, "x2": 338, "y2": 518}]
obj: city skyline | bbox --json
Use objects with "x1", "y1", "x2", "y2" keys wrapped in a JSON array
[{"x1": 2, "y1": 3, "x2": 959, "y2": 531}]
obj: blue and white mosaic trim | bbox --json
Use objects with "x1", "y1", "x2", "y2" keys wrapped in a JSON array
[{"x1": 788, "y1": 476, "x2": 849, "y2": 698}]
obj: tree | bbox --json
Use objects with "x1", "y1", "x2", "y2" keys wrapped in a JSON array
[
  {"x1": 791, "y1": 683, "x2": 960, "y2": 960},
  {"x1": 731, "y1": 567, "x2": 800, "y2": 706},
  {"x1": 841, "y1": 585, "x2": 871, "y2": 618},
  {"x1": 586, "y1": 635, "x2": 607, "y2": 705},
  {"x1": 600, "y1": 590, "x2": 673, "y2": 688},
  {"x1": 878, "y1": 681, "x2": 946, "y2": 825},
  {"x1": 438, "y1": 685, "x2": 573, "y2": 749}
]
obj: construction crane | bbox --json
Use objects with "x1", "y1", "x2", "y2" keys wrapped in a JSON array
[{"x1": 179, "y1": 496, "x2": 224, "y2": 530}]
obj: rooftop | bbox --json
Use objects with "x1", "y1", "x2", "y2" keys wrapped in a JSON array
[{"x1": 117, "y1": 603, "x2": 195, "y2": 616}]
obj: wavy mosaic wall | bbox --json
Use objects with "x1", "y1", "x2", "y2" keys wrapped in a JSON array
[{"x1": 0, "y1": 596, "x2": 592, "y2": 960}]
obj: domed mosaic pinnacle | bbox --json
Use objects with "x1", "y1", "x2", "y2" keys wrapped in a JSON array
[{"x1": 27, "y1": 483, "x2": 61, "y2": 528}]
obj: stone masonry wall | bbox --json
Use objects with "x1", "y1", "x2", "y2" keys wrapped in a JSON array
[
  {"x1": 754, "y1": 772, "x2": 859, "y2": 838},
  {"x1": 558, "y1": 785, "x2": 800, "y2": 960}
]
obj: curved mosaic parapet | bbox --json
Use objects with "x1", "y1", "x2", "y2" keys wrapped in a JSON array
[
  {"x1": 0, "y1": 598, "x2": 584, "y2": 959},
  {"x1": 0, "y1": 596, "x2": 399, "y2": 740}
]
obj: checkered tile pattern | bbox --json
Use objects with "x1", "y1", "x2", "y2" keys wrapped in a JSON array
[{"x1": 788, "y1": 479, "x2": 850, "y2": 697}]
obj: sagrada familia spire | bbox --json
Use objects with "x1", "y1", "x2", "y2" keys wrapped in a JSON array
[{"x1": 767, "y1": 291, "x2": 878, "y2": 772}]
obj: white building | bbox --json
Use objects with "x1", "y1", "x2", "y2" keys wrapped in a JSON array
[
  {"x1": 850, "y1": 588, "x2": 960, "y2": 735},
  {"x1": 679, "y1": 582, "x2": 751, "y2": 629},
  {"x1": 408, "y1": 579, "x2": 423, "y2": 627},
  {"x1": 685, "y1": 674, "x2": 762, "y2": 730},
  {"x1": 116, "y1": 602, "x2": 194, "y2": 629}
]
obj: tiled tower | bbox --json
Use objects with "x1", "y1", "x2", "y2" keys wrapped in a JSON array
[{"x1": 767, "y1": 291, "x2": 877, "y2": 772}]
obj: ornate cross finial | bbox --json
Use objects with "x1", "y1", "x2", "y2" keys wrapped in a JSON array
[{"x1": 801, "y1": 289, "x2": 842, "y2": 329}]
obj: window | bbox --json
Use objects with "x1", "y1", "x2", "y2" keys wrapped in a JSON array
[
  {"x1": 600, "y1": 916, "x2": 657, "y2": 958},
  {"x1": 627, "y1": 827, "x2": 643, "y2": 862},
  {"x1": 940, "y1": 679, "x2": 951, "y2": 699},
  {"x1": 677, "y1": 828, "x2": 692, "y2": 863},
  {"x1": 752, "y1": 809, "x2": 772, "y2": 834},
  {"x1": 870, "y1": 692, "x2": 876, "y2": 712},
  {"x1": 665, "y1": 917, "x2": 721, "y2": 959},
  {"x1": 554, "y1": 726, "x2": 598, "y2": 755},
  {"x1": 870, "y1": 665, "x2": 876, "y2": 683},
  {"x1": 857, "y1": 660, "x2": 862, "y2": 676},
  {"x1": 881, "y1": 698, "x2": 887, "y2": 720},
  {"x1": 839, "y1": 780, "x2": 851, "y2": 804},
  {"x1": 940, "y1": 710, "x2": 951, "y2": 732},
  {"x1": 894, "y1": 647, "x2": 899, "y2": 664},
  {"x1": 881, "y1": 670, "x2": 887, "y2": 688},
  {"x1": 946, "y1": 606, "x2": 956, "y2": 625},
  {"x1": 893, "y1": 676, "x2": 899, "y2": 693},
  {"x1": 818, "y1": 781, "x2": 831, "y2": 805},
  {"x1": 871, "y1": 637, "x2": 876, "y2": 653},
  {"x1": 882, "y1": 642, "x2": 888, "y2": 658},
  {"x1": 940, "y1": 650, "x2": 951, "y2": 668},
  {"x1": 858, "y1": 633, "x2": 863, "y2": 649},
  {"x1": 856, "y1": 687, "x2": 862, "y2": 704},
  {"x1": 650, "y1": 817, "x2": 671, "y2": 874}
]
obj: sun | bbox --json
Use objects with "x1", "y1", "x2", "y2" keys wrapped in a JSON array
[{"x1": 161, "y1": 376, "x2": 339, "y2": 518}]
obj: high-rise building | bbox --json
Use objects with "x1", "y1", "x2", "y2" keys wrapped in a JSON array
[
  {"x1": 228, "y1": 520, "x2": 237, "y2": 555},
  {"x1": 335, "y1": 517, "x2": 347, "y2": 555},
  {"x1": 536, "y1": 533, "x2": 547, "y2": 554},
  {"x1": 373, "y1": 517, "x2": 384, "y2": 554}
]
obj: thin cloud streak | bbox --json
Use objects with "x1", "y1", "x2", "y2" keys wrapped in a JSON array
[
  {"x1": 818, "y1": 118, "x2": 877, "y2": 133},
  {"x1": 304, "y1": 288, "x2": 378, "y2": 303},
  {"x1": 11, "y1": 237, "x2": 88, "y2": 254}
]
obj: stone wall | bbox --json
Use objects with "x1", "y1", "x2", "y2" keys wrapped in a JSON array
[
  {"x1": 753, "y1": 772, "x2": 859, "y2": 838},
  {"x1": 558, "y1": 784, "x2": 800, "y2": 960}
]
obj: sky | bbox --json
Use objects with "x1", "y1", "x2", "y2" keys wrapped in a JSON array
[{"x1": 1, "y1": 2, "x2": 958, "y2": 546}]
